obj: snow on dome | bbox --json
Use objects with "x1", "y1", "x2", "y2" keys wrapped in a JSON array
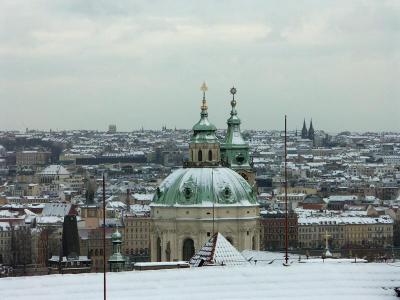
[
  {"x1": 190, "y1": 232, "x2": 249, "y2": 267},
  {"x1": 152, "y1": 167, "x2": 257, "y2": 206},
  {"x1": 39, "y1": 165, "x2": 70, "y2": 176}
]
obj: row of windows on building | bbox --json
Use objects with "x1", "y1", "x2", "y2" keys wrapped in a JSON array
[
  {"x1": 265, "y1": 234, "x2": 297, "y2": 240},
  {"x1": 125, "y1": 221, "x2": 150, "y2": 226},
  {"x1": 299, "y1": 226, "x2": 392, "y2": 233},
  {"x1": 125, "y1": 234, "x2": 148, "y2": 240},
  {"x1": 125, "y1": 240, "x2": 148, "y2": 246},
  {"x1": 125, "y1": 227, "x2": 148, "y2": 233},
  {"x1": 299, "y1": 233, "x2": 391, "y2": 240},
  {"x1": 299, "y1": 227, "x2": 344, "y2": 233},
  {"x1": 125, "y1": 248, "x2": 149, "y2": 256},
  {"x1": 265, "y1": 229, "x2": 298, "y2": 233},
  {"x1": 89, "y1": 249, "x2": 104, "y2": 256}
]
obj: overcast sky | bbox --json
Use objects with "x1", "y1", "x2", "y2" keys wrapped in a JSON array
[{"x1": 0, "y1": 0, "x2": 399, "y2": 132}]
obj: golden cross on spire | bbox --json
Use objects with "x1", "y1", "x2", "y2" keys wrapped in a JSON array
[
  {"x1": 200, "y1": 82, "x2": 208, "y2": 114},
  {"x1": 200, "y1": 82, "x2": 208, "y2": 93}
]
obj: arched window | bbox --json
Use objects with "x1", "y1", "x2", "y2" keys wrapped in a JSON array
[
  {"x1": 198, "y1": 150, "x2": 202, "y2": 162},
  {"x1": 182, "y1": 238, "x2": 195, "y2": 261},
  {"x1": 208, "y1": 150, "x2": 212, "y2": 161},
  {"x1": 191, "y1": 150, "x2": 193, "y2": 161},
  {"x1": 252, "y1": 236, "x2": 256, "y2": 250},
  {"x1": 157, "y1": 237, "x2": 162, "y2": 262}
]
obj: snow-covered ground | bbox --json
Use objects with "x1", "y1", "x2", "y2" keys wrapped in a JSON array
[{"x1": 1, "y1": 260, "x2": 400, "y2": 300}]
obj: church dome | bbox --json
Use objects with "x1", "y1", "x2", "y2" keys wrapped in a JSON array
[{"x1": 152, "y1": 167, "x2": 257, "y2": 206}]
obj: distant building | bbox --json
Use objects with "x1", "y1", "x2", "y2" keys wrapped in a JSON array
[
  {"x1": 122, "y1": 210, "x2": 151, "y2": 262},
  {"x1": 0, "y1": 222, "x2": 11, "y2": 265},
  {"x1": 79, "y1": 227, "x2": 113, "y2": 272},
  {"x1": 298, "y1": 215, "x2": 393, "y2": 250},
  {"x1": 108, "y1": 124, "x2": 117, "y2": 134},
  {"x1": 16, "y1": 151, "x2": 51, "y2": 167},
  {"x1": 38, "y1": 165, "x2": 70, "y2": 184},
  {"x1": 260, "y1": 211, "x2": 298, "y2": 251},
  {"x1": 48, "y1": 215, "x2": 91, "y2": 275}
]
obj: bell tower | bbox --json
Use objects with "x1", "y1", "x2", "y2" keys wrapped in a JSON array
[
  {"x1": 220, "y1": 87, "x2": 255, "y2": 186},
  {"x1": 187, "y1": 82, "x2": 220, "y2": 167},
  {"x1": 301, "y1": 119, "x2": 308, "y2": 139}
]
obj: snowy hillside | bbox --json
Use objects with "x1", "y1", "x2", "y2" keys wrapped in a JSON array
[{"x1": 1, "y1": 260, "x2": 400, "y2": 299}]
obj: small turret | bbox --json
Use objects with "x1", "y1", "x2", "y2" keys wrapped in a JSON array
[
  {"x1": 187, "y1": 82, "x2": 220, "y2": 167},
  {"x1": 220, "y1": 87, "x2": 255, "y2": 186},
  {"x1": 108, "y1": 227, "x2": 125, "y2": 272}
]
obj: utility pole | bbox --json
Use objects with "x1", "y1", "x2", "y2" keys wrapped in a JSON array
[{"x1": 103, "y1": 173, "x2": 106, "y2": 300}]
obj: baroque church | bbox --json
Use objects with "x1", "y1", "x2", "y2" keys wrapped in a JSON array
[{"x1": 150, "y1": 83, "x2": 259, "y2": 262}]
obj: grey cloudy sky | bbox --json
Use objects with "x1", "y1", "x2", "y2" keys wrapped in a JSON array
[{"x1": 0, "y1": 0, "x2": 399, "y2": 132}]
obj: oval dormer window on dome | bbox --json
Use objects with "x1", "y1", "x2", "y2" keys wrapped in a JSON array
[
  {"x1": 222, "y1": 186, "x2": 232, "y2": 199},
  {"x1": 183, "y1": 186, "x2": 193, "y2": 199}
]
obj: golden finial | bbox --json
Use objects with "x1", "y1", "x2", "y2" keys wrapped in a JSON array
[
  {"x1": 200, "y1": 82, "x2": 208, "y2": 93},
  {"x1": 200, "y1": 82, "x2": 208, "y2": 114}
]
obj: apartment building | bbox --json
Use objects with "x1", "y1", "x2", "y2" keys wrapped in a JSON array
[{"x1": 298, "y1": 215, "x2": 393, "y2": 249}]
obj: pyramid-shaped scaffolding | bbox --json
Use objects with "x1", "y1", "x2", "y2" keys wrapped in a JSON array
[{"x1": 190, "y1": 232, "x2": 249, "y2": 267}]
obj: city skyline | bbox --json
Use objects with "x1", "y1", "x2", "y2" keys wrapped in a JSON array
[{"x1": 0, "y1": 0, "x2": 399, "y2": 132}]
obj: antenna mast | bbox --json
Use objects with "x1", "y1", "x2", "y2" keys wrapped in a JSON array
[
  {"x1": 284, "y1": 115, "x2": 289, "y2": 265},
  {"x1": 212, "y1": 169, "x2": 215, "y2": 236}
]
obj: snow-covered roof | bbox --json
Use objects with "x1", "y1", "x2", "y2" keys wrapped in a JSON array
[
  {"x1": 298, "y1": 215, "x2": 393, "y2": 226},
  {"x1": 2, "y1": 258, "x2": 400, "y2": 300},
  {"x1": 326, "y1": 195, "x2": 358, "y2": 202},
  {"x1": 36, "y1": 216, "x2": 64, "y2": 224},
  {"x1": 130, "y1": 204, "x2": 150, "y2": 214},
  {"x1": 42, "y1": 203, "x2": 72, "y2": 217},
  {"x1": 132, "y1": 193, "x2": 153, "y2": 202},
  {"x1": 0, "y1": 221, "x2": 11, "y2": 230}
]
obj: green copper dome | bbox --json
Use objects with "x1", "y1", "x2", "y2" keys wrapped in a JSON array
[
  {"x1": 152, "y1": 167, "x2": 256, "y2": 206},
  {"x1": 192, "y1": 117, "x2": 217, "y2": 132}
]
